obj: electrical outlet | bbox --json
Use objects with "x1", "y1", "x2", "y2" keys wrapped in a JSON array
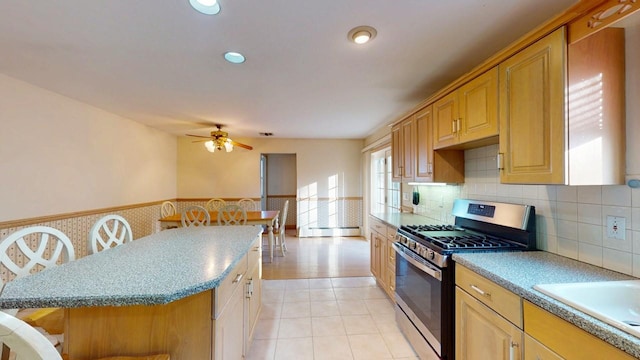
[
  {"x1": 402, "y1": 192, "x2": 409, "y2": 201},
  {"x1": 606, "y1": 216, "x2": 626, "y2": 240}
]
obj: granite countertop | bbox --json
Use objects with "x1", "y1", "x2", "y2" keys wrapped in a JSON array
[
  {"x1": 453, "y1": 251, "x2": 640, "y2": 358},
  {"x1": 370, "y1": 212, "x2": 442, "y2": 229},
  {"x1": 0, "y1": 226, "x2": 263, "y2": 308}
]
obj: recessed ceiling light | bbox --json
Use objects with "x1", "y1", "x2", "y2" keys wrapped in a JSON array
[
  {"x1": 224, "y1": 51, "x2": 246, "y2": 64},
  {"x1": 348, "y1": 26, "x2": 377, "y2": 45},
  {"x1": 189, "y1": 0, "x2": 221, "y2": 15}
]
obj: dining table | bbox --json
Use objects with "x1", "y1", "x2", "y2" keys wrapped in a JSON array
[{"x1": 159, "y1": 210, "x2": 280, "y2": 262}]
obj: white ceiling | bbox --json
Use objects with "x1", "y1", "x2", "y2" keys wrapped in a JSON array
[{"x1": 0, "y1": 0, "x2": 579, "y2": 139}]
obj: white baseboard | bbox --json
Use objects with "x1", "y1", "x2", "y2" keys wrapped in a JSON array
[{"x1": 298, "y1": 227, "x2": 362, "y2": 237}]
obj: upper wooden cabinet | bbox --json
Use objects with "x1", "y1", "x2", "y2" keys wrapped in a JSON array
[
  {"x1": 433, "y1": 67, "x2": 499, "y2": 149},
  {"x1": 498, "y1": 27, "x2": 567, "y2": 184},
  {"x1": 391, "y1": 117, "x2": 416, "y2": 182},
  {"x1": 395, "y1": 105, "x2": 465, "y2": 183}
]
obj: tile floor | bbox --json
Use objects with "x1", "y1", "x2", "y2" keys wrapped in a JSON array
[{"x1": 246, "y1": 277, "x2": 419, "y2": 360}]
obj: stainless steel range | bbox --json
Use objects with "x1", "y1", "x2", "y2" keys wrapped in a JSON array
[{"x1": 393, "y1": 199, "x2": 536, "y2": 360}]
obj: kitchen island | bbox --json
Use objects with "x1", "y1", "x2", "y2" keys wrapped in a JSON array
[{"x1": 0, "y1": 226, "x2": 264, "y2": 360}]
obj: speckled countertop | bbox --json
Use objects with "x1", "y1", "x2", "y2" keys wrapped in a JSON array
[
  {"x1": 0, "y1": 226, "x2": 263, "y2": 308},
  {"x1": 453, "y1": 251, "x2": 640, "y2": 358},
  {"x1": 370, "y1": 212, "x2": 441, "y2": 229}
]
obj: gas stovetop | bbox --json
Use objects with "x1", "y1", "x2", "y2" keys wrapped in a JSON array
[{"x1": 394, "y1": 199, "x2": 537, "y2": 266}]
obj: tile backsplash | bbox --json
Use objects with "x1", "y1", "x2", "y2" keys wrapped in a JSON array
[{"x1": 408, "y1": 144, "x2": 640, "y2": 277}]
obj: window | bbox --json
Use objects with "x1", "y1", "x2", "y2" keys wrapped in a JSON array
[{"x1": 371, "y1": 148, "x2": 400, "y2": 213}]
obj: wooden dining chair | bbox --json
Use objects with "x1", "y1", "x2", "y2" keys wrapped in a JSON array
[
  {"x1": 217, "y1": 205, "x2": 247, "y2": 226},
  {"x1": 88, "y1": 215, "x2": 133, "y2": 254},
  {"x1": 160, "y1": 201, "x2": 177, "y2": 218},
  {"x1": 237, "y1": 198, "x2": 257, "y2": 211},
  {"x1": 181, "y1": 205, "x2": 210, "y2": 227},
  {"x1": 275, "y1": 200, "x2": 289, "y2": 256},
  {"x1": 205, "y1": 198, "x2": 226, "y2": 211}
]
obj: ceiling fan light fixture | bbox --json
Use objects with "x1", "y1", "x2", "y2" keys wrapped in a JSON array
[
  {"x1": 204, "y1": 140, "x2": 216, "y2": 152},
  {"x1": 189, "y1": 0, "x2": 221, "y2": 15},
  {"x1": 224, "y1": 139, "x2": 234, "y2": 152},
  {"x1": 348, "y1": 26, "x2": 377, "y2": 45}
]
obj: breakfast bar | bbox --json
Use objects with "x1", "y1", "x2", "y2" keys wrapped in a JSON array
[{"x1": 0, "y1": 226, "x2": 264, "y2": 360}]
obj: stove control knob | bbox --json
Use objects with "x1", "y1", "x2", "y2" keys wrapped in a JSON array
[
  {"x1": 426, "y1": 249, "x2": 435, "y2": 260},
  {"x1": 409, "y1": 240, "x2": 416, "y2": 250}
]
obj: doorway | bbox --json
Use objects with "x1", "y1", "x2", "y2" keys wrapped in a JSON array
[{"x1": 261, "y1": 153, "x2": 297, "y2": 230}]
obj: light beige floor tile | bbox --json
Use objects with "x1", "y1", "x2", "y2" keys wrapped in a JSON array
[
  {"x1": 263, "y1": 280, "x2": 287, "y2": 290},
  {"x1": 262, "y1": 289, "x2": 285, "y2": 303},
  {"x1": 309, "y1": 288, "x2": 336, "y2": 301},
  {"x1": 342, "y1": 314, "x2": 378, "y2": 335},
  {"x1": 334, "y1": 287, "x2": 365, "y2": 300},
  {"x1": 312, "y1": 315, "x2": 346, "y2": 336},
  {"x1": 361, "y1": 286, "x2": 388, "y2": 299},
  {"x1": 348, "y1": 333, "x2": 393, "y2": 360},
  {"x1": 285, "y1": 279, "x2": 310, "y2": 289},
  {"x1": 275, "y1": 337, "x2": 314, "y2": 360},
  {"x1": 313, "y1": 335, "x2": 354, "y2": 360},
  {"x1": 260, "y1": 302, "x2": 283, "y2": 320},
  {"x1": 332, "y1": 277, "x2": 377, "y2": 288},
  {"x1": 337, "y1": 300, "x2": 370, "y2": 315},
  {"x1": 280, "y1": 300, "x2": 311, "y2": 318},
  {"x1": 365, "y1": 298, "x2": 395, "y2": 315},
  {"x1": 308, "y1": 278, "x2": 333, "y2": 289},
  {"x1": 382, "y1": 332, "x2": 418, "y2": 358},
  {"x1": 254, "y1": 318, "x2": 280, "y2": 340},
  {"x1": 246, "y1": 338, "x2": 277, "y2": 360},
  {"x1": 284, "y1": 289, "x2": 310, "y2": 302},
  {"x1": 310, "y1": 300, "x2": 341, "y2": 317},
  {"x1": 373, "y1": 313, "x2": 402, "y2": 334},
  {"x1": 278, "y1": 317, "x2": 312, "y2": 338}
]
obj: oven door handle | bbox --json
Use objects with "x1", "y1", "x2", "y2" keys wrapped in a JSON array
[{"x1": 393, "y1": 243, "x2": 442, "y2": 281}]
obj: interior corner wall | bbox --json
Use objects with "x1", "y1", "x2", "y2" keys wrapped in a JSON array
[
  {"x1": 0, "y1": 74, "x2": 178, "y2": 222},
  {"x1": 177, "y1": 137, "x2": 364, "y2": 199}
]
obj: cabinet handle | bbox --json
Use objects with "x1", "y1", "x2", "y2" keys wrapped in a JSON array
[
  {"x1": 509, "y1": 341, "x2": 519, "y2": 360},
  {"x1": 428, "y1": 163, "x2": 433, "y2": 174},
  {"x1": 456, "y1": 118, "x2": 461, "y2": 132},
  {"x1": 497, "y1": 153, "x2": 504, "y2": 170},
  {"x1": 470, "y1": 284, "x2": 491, "y2": 299},
  {"x1": 246, "y1": 278, "x2": 254, "y2": 298},
  {"x1": 451, "y1": 120, "x2": 457, "y2": 134},
  {"x1": 233, "y1": 273, "x2": 244, "y2": 284}
]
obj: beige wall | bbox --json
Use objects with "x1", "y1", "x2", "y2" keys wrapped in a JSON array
[
  {"x1": 177, "y1": 137, "x2": 363, "y2": 199},
  {"x1": 0, "y1": 74, "x2": 178, "y2": 222}
]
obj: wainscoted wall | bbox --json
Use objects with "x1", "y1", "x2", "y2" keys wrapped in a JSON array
[
  {"x1": 409, "y1": 144, "x2": 640, "y2": 277},
  {"x1": 266, "y1": 196, "x2": 296, "y2": 229},
  {"x1": 0, "y1": 202, "x2": 165, "y2": 283},
  {"x1": 298, "y1": 197, "x2": 363, "y2": 237}
]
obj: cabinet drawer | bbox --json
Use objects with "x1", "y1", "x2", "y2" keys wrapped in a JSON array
[
  {"x1": 248, "y1": 236, "x2": 261, "y2": 268},
  {"x1": 524, "y1": 301, "x2": 636, "y2": 360},
  {"x1": 456, "y1": 265, "x2": 522, "y2": 328},
  {"x1": 369, "y1": 217, "x2": 386, "y2": 234},
  {"x1": 524, "y1": 334, "x2": 562, "y2": 360},
  {"x1": 214, "y1": 253, "x2": 248, "y2": 318}
]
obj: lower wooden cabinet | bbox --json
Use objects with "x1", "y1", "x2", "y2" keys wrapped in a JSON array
[
  {"x1": 369, "y1": 216, "x2": 396, "y2": 300},
  {"x1": 524, "y1": 334, "x2": 563, "y2": 360},
  {"x1": 455, "y1": 287, "x2": 523, "y2": 360}
]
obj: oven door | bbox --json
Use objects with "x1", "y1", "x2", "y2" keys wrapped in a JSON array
[{"x1": 393, "y1": 243, "x2": 443, "y2": 358}]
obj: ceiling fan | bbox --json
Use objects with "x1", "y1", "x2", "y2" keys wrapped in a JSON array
[{"x1": 186, "y1": 125, "x2": 253, "y2": 152}]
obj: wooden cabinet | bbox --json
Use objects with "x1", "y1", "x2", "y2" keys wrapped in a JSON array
[
  {"x1": 391, "y1": 117, "x2": 416, "y2": 182},
  {"x1": 524, "y1": 334, "x2": 563, "y2": 360},
  {"x1": 214, "y1": 280, "x2": 245, "y2": 360},
  {"x1": 524, "y1": 300, "x2": 636, "y2": 360},
  {"x1": 434, "y1": 67, "x2": 499, "y2": 149},
  {"x1": 456, "y1": 265, "x2": 523, "y2": 360},
  {"x1": 245, "y1": 241, "x2": 262, "y2": 353},
  {"x1": 369, "y1": 216, "x2": 396, "y2": 300},
  {"x1": 498, "y1": 27, "x2": 566, "y2": 184}
]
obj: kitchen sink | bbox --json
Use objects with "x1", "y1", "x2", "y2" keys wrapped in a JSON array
[{"x1": 534, "y1": 280, "x2": 640, "y2": 338}]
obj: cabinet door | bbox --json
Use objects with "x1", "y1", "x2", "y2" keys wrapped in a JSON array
[
  {"x1": 391, "y1": 124, "x2": 403, "y2": 182},
  {"x1": 459, "y1": 67, "x2": 499, "y2": 144},
  {"x1": 499, "y1": 27, "x2": 566, "y2": 184},
  {"x1": 401, "y1": 117, "x2": 416, "y2": 181},
  {"x1": 433, "y1": 91, "x2": 459, "y2": 149},
  {"x1": 370, "y1": 230, "x2": 382, "y2": 279},
  {"x1": 456, "y1": 287, "x2": 523, "y2": 360},
  {"x1": 214, "y1": 283, "x2": 245, "y2": 360},
  {"x1": 415, "y1": 106, "x2": 434, "y2": 182},
  {"x1": 524, "y1": 334, "x2": 563, "y2": 360},
  {"x1": 245, "y1": 261, "x2": 262, "y2": 348}
]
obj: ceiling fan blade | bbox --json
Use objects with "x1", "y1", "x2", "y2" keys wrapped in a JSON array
[
  {"x1": 186, "y1": 134, "x2": 212, "y2": 139},
  {"x1": 191, "y1": 139, "x2": 210, "y2": 143},
  {"x1": 230, "y1": 140, "x2": 253, "y2": 150}
]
